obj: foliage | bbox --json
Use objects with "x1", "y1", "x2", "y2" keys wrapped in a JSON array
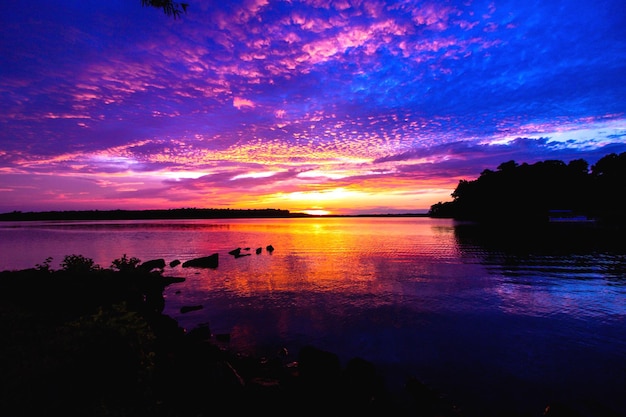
[
  {"x1": 1, "y1": 264, "x2": 161, "y2": 416},
  {"x1": 111, "y1": 253, "x2": 142, "y2": 272},
  {"x1": 34, "y1": 256, "x2": 53, "y2": 273},
  {"x1": 60, "y1": 254, "x2": 100, "y2": 274},
  {"x1": 69, "y1": 302, "x2": 157, "y2": 384},
  {"x1": 429, "y1": 151, "x2": 626, "y2": 224},
  {"x1": 141, "y1": 0, "x2": 188, "y2": 18}
]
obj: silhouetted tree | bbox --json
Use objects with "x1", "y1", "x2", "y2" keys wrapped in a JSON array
[
  {"x1": 428, "y1": 152, "x2": 626, "y2": 225},
  {"x1": 567, "y1": 158, "x2": 589, "y2": 175},
  {"x1": 141, "y1": 0, "x2": 188, "y2": 18},
  {"x1": 565, "y1": 158, "x2": 592, "y2": 213},
  {"x1": 591, "y1": 152, "x2": 626, "y2": 178},
  {"x1": 497, "y1": 160, "x2": 518, "y2": 172},
  {"x1": 589, "y1": 152, "x2": 626, "y2": 221}
]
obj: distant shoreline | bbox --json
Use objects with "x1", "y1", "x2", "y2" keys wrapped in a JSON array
[{"x1": 0, "y1": 208, "x2": 429, "y2": 222}]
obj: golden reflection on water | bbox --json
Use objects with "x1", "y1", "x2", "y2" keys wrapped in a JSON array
[{"x1": 169, "y1": 217, "x2": 459, "y2": 299}]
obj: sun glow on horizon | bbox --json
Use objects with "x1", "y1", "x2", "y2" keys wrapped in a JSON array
[{"x1": 301, "y1": 209, "x2": 332, "y2": 216}]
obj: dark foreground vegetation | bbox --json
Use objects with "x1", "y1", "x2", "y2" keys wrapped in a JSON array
[
  {"x1": 1, "y1": 254, "x2": 464, "y2": 417},
  {"x1": 429, "y1": 151, "x2": 626, "y2": 226}
]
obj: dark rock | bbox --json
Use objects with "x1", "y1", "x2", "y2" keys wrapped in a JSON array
[
  {"x1": 298, "y1": 345, "x2": 341, "y2": 386},
  {"x1": 150, "y1": 313, "x2": 186, "y2": 351},
  {"x1": 139, "y1": 258, "x2": 166, "y2": 272},
  {"x1": 162, "y1": 276, "x2": 185, "y2": 286},
  {"x1": 182, "y1": 253, "x2": 219, "y2": 268},
  {"x1": 343, "y1": 357, "x2": 386, "y2": 403},
  {"x1": 169, "y1": 259, "x2": 181, "y2": 267},
  {"x1": 406, "y1": 377, "x2": 462, "y2": 417},
  {"x1": 228, "y1": 248, "x2": 242, "y2": 256},
  {"x1": 266, "y1": 244, "x2": 274, "y2": 253},
  {"x1": 180, "y1": 305, "x2": 203, "y2": 314},
  {"x1": 215, "y1": 333, "x2": 231, "y2": 343},
  {"x1": 186, "y1": 323, "x2": 211, "y2": 342},
  {"x1": 256, "y1": 247, "x2": 262, "y2": 254}
]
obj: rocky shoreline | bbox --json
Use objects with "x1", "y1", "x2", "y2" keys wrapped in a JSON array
[
  {"x1": 0, "y1": 256, "x2": 467, "y2": 417},
  {"x1": 2, "y1": 254, "x2": 586, "y2": 417}
]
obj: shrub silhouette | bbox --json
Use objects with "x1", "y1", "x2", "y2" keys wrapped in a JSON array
[{"x1": 60, "y1": 254, "x2": 99, "y2": 274}]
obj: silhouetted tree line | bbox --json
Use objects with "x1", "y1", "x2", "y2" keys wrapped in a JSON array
[
  {"x1": 0, "y1": 208, "x2": 300, "y2": 221},
  {"x1": 428, "y1": 152, "x2": 626, "y2": 224}
]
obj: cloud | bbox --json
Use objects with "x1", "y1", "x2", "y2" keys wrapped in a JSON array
[
  {"x1": 0, "y1": 0, "x2": 625, "y2": 213},
  {"x1": 233, "y1": 97, "x2": 256, "y2": 109}
]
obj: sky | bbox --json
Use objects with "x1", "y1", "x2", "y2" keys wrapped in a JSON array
[{"x1": 1, "y1": 0, "x2": 625, "y2": 215}]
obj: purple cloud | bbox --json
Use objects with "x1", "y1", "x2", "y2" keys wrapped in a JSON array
[{"x1": 0, "y1": 0, "x2": 625, "y2": 214}]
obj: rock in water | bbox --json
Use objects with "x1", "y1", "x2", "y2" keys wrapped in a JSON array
[{"x1": 182, "y1": 253, "x2": 219, "y2": 268}]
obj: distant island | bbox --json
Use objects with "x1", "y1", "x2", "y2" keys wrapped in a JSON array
[
  {"x1": 0, "y1": 208, "x2": 428, "y2": 222},
  {"x1": 428, "y1": 151, "x2": 625, "y2": 226},
  {"x1": 0, "y1": 208, "x2": 301, "y2": 221}
]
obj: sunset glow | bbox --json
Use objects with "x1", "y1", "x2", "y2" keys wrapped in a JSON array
[{"x1": 1, "y1": 1, "x2": 625, "y2": 214}]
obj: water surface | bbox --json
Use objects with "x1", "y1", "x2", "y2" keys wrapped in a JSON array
[{"x1": 1, "y1": 217, "x2": 624, "y2": 417}]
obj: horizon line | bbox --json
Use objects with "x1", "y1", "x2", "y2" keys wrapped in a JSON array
[{"x1": 0, "y1": 207, "x2": 430, "y2": 220}]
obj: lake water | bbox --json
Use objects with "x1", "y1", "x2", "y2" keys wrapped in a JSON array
[{"x1": 1, "y1": 217, "x2": 625, "y2": 417}]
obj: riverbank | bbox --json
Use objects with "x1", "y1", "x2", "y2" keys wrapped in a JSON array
[{"x1": 0, "y1": 260, "x2": 461, "y2": 417}]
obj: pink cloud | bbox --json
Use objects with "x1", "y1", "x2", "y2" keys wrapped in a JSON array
[
  {"x1": 233, "y1": 97, "x2": 256, "y2": 109},
  {"x1": 411, "y1": 3, "x2": 458, "y2": 30}
]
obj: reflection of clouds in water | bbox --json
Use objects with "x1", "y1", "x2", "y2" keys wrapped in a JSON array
[
  {"x1": 493, "y1": 269, "x2": 626, "y2": 319},
  {"x1": 454, "y1": 228, "x2": 626, "y2": 319}
]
